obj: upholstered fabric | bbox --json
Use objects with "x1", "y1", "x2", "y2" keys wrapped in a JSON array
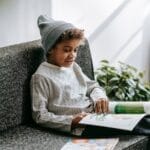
[
  {"x1": 0, "y1": 125, "x2": 68, "y2": 150},
  {"x1": 76, "y1": 40, "x2": 94, "y2": 80},
  {"x1": 0, "y1": 39, "x2": 94, "y2": 131},
  {"x1": 0, "y1": 125, "x2": 148, "y2": 150},
  {"x1": 0, "y1": 40, "x2": 44, "y2": 131},
  {"x1": 0, "y1": 40, "x2": 149, "y2": 150}
]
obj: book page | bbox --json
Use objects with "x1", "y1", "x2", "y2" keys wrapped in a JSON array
[
  {"x1": 61, "y1": 138, "x2": 119, "y2": 150},
  {"x1": 79, "y1": 114, "x2": 146, "y2": 131}
]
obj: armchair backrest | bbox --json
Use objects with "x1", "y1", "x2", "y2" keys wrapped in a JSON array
[{"x1": 0, "y1": 39, "x2": 94, "y2": 131}]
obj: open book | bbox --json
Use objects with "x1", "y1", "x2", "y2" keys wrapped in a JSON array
[
  {"x1": 79, "y1": 113, "x2": 146, "y2": 131},
  {"x1": 61, "y1": 138, "x2": 119, "y2": 150}
]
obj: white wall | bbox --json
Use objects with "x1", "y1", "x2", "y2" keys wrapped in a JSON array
[
  {"x1": 0, "y1": 0, "x2": 51, "y2": 47},
  {"x1": 52, "y1": 0, "x2": 150, "y2": 81},
  {"x1": 0, "y1": 0, "x2": 149, "y2": 80}
]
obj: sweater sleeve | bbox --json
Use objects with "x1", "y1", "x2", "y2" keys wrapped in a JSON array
[
  {"x1": 74, "y1": 62, "x2": 107, "y2": 102},
  {"x1": 30, "y1": 74, "x2": 73, "y2": 133},
  {"x1": 83, "y1": 73, "x2": 108, "y2": 102}
]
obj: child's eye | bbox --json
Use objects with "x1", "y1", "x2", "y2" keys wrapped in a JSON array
[
  {"x1": 74, "y1": 47, "x2": 79, "y2": 53},
  {"x1": 63, "y1": 48, "x2": 70, "y2": 52}
]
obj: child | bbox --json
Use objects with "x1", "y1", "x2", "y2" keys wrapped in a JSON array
[{"x1": 30, "y1": 15, "x2": 109, "y2": 136}]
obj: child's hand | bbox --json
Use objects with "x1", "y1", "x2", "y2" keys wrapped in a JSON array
[
  {"x1": 95, "y1": 98, "x2": 109, "y2": 114},
  {"x1": 71, "y1": 112, "x2": 87, "y2": 130}
]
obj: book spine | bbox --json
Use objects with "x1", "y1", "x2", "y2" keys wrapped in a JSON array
[{"x1": 109, "y1": 102, "x2": 150, "y2": 114}]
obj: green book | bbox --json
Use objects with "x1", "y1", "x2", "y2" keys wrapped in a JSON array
[
  {"x1": 115, "y1": 103, "x2": 144, "y2": 114},
  {"x1": 109, "y1": 102, "x2": 150, "y2": 114}
]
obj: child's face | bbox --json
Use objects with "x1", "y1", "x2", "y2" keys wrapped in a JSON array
[{"x1": 48, "y1": 39, "x2": 81, "y2": 67}]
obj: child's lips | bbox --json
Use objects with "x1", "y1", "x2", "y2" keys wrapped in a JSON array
[{"x1": 65, "y1": 60, "x2": 74, "y2": 63}]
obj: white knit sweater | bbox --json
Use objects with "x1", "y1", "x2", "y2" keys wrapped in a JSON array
[{"x1": 30, "y1": 61, "x2": 107, "y2": 134}]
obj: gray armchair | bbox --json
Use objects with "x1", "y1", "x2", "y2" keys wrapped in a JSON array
[{"x1": 0, "y1": 40, "x2": 149, "y2": 150}]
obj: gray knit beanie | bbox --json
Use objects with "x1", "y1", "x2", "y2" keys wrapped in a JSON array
[{"x1": 37, "y1": 15, "x2": 75, "y2": 55}]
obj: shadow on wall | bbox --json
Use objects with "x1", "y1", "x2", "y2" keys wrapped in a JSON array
[
  {"x1": 88, "y1": 0, "x2": 130, "y2": 42},
  {"x1": 143, "y1": 11, "x2": 150, "y2": 81},
  {"x1": 88, "y1": 0, "x2": 149, "y2": 81}
]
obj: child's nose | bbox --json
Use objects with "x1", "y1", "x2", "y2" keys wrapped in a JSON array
[{"x1": 70, "y1": 51, "x2": 76, "y2": 58}]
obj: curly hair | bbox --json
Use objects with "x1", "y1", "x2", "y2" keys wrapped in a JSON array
[{"x1": 52, "y1": 28, "x2": 84, "y2": 48}]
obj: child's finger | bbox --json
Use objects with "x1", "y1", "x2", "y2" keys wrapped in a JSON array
[
  {"x1": 99, "y1": 99, "x2": 109, "y2": 113},
  {"x1": 102, "y1": 100, "x2": 106, "y2": 113},
  {"x1": 98, "y1": 99, "x2": 103, "y2": 113},
  {"x1": 96, "y1": 101, "x2": 102, "y2": 113},
  {"x1": 106, "y1": 100, "x2": 109, "y2": 112},
  {"x1": 103, "y1": 100, "x2": 108, "y2": 113}
]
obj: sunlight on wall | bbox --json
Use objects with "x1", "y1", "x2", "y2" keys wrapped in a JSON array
[
  {"x1": 111, "y1": 26, "x2": 143, "y2": 63},
  {"x1": 52, "y1": 0, "x2": 150, "y2": 80},
  {"x1": 0, "y1": 0, "x2": 51, "y2": 47},
  {"x1": 0, "y1": 0, "x2": 149, "y2": 80},
  {"x1": 51, "y1": 0, "x2": 122, "y2": 37}
]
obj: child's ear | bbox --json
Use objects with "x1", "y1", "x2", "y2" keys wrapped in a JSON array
[{"x1": 47, "y1": 49, "x2": 54, "y2": 56}]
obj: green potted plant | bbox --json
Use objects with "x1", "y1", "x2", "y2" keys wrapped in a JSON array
[{"x1": 95, "y1": 60, "x2": 150, "y2": 101}]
